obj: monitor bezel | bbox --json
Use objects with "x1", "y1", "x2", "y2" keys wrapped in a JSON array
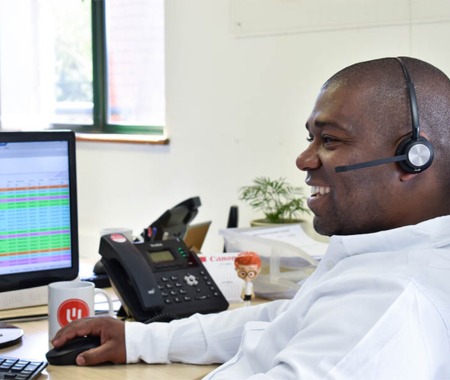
[{"x1": 0, "y1": 130, "x2": 79, "y2": 292}]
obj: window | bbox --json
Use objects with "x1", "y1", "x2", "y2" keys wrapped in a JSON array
[{"x1": 0, "y1": 0, "x2": 165, "y2": 140}]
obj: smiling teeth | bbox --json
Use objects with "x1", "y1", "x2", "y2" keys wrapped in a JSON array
[{"x1": 311, "y1": 186, "x2": 331, "y2": 196}]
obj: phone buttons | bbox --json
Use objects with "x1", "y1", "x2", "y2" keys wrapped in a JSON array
[
  {"x1": 184, "y1": 274, "x2": 199, "y2": 286},
  {"x1": 156, "y1": 270, "x2": 223, "y2": 309},
  {"x1": 194, "y1": 295, "x2": 210, "y2": 301}
]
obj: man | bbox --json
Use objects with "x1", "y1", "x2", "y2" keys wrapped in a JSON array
[{"x1": 52, "y1": 57, "x2": 450, "y2": 379}]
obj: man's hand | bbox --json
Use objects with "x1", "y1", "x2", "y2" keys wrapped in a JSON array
[{"x1": 51, "y1": 317, "x2": 126, "y2": 366}]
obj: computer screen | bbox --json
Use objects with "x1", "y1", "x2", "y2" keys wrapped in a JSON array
[{"x1": 0, "y1": 131, "x2": 79, "y2": 292}]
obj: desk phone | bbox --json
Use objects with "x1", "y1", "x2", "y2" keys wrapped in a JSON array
[{"x1": 99, "y1": 234, "x2": 229, "y2": 323}]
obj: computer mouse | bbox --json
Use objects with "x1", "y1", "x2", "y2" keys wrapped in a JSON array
[{"x1": 46, "y1": 335, "x2": 101, "y2": 365}]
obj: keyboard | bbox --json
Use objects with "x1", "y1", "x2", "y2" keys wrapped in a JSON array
[{"x1": 0, "y1": 355, "x2": 47, "y2": 379}]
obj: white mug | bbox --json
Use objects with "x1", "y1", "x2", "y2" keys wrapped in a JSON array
[{"x1": 48, "y1": 280, "x2": 114, "y2": 343}]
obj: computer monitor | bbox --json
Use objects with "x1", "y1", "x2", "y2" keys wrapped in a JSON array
[{"x1": 0, "y1": 130, "x2": 79, "y2": 292}]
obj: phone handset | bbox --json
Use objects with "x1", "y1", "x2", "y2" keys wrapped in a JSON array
[{"x1": 99, "y1": 234, "x2": 164, "y2": 316}]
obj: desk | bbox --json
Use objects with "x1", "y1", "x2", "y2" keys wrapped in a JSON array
[{"x1": 0, "y1": 299, "x2": 223, "y2": 379}]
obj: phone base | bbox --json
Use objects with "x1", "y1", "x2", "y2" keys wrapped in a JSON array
[{"x1": 80, "y1": 274, "x2": 111, "y2": 288}]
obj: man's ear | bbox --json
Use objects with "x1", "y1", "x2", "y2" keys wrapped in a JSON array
[{"x1": 399, "y1": 172, "x2": 418, "y2": 182}]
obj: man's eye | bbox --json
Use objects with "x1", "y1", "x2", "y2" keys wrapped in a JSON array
[
  {"x1": 306, "y1": 134, "x2": 340, "y2": 145},
  {"x1": 322, "y1": 135, "x2": 338, "y2": 144}
]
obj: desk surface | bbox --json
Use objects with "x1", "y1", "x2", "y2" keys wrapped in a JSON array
[{"x1": 0, "y1": 303, "x2": 221, "y2": 379}]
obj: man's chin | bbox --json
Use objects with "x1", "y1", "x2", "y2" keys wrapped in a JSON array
[{"x1": 312, "y1": 217, "x2": 334, "y2": 237}]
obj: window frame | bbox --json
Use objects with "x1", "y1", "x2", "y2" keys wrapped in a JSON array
[{"x1": 50, "y1": 0, "x2": 167, "y2": 142}]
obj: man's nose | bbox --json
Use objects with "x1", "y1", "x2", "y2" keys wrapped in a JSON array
[{"x1": 296, "y1": 145, "x2": 320, "y2": 171}]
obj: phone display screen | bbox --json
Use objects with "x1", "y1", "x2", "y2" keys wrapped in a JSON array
[{"x1": 147, "y1": 250, "x2": 175, "y2": 264}]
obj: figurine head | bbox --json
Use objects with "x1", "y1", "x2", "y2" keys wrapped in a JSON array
[{"x1": 234, "y1": 251, "x2": 262, "y2": 282}]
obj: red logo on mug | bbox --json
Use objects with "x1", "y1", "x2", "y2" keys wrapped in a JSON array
[{"x1": 57, "y1": 299, "x2": 90, "y2": 327}]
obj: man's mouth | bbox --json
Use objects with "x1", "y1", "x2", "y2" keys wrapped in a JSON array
[{"x1": 311, "y1": 185, "x2": 331, "y2": 197}]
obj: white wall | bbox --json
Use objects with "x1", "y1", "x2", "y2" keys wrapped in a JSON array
[{"x1": 76, "y1": 0, "x2": 450, "y2": 260}]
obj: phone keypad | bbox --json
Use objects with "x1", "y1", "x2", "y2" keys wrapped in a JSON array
[{"x1": 157, "y1": 270, "x2": 221, "y2": 305}]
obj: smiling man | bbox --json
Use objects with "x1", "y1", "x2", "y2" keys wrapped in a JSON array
[
  {"x1": 297, "y1": 57, "x2": 449, "y2": 237},
  {"x1": 52, "y1": 57, "x2": 450, "y2": 379}
]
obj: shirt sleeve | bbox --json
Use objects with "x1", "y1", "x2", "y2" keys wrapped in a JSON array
[
  {"x1": 224, "y1": 281, "x2": 449, "y2": 380},
  {"x1": 125, "y1": 299, "x2": 290, "y2": 364}
]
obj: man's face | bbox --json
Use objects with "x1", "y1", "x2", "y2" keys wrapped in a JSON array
[{"x1": 296, "y1": 84, "x2": 405, "y2": 236}]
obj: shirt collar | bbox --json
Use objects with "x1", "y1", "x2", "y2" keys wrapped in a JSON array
[{"x1": 327, "y1": 215, "x2": 450, "y2": 259}]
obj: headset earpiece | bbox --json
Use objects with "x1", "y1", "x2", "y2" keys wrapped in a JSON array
[
  {"x1": 395, "y1": 136, "x2": 434, "y2": 173},
  {"x1": 395, "y1": 57, "x2": 434, "y2": 174}
]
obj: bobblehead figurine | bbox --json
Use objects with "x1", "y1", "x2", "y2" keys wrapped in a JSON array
[{"x1": 234, "y1": 251, "x2": 262, "y2": 305}]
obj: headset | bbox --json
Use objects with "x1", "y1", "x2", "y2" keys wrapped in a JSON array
[{"x1": 335, "y1": 57, "x2": 434, "y2": 174}]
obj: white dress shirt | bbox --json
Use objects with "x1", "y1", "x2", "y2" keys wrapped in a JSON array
[{"x1": 126, "y1": 215, "x2": 450, "y2": 379}]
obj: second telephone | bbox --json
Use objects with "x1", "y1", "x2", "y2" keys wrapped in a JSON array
[{"x1": 99, "y1": 233, "x2": 229, "y2": 323}]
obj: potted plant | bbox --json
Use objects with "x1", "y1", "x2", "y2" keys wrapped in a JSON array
[{"x1": 238, "y1": 176, "x2": 310, "y2": 226}]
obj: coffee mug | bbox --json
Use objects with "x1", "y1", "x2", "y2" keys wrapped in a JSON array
[{"x1": 48, "y1": 280, "x2": 114, "y2": 343}]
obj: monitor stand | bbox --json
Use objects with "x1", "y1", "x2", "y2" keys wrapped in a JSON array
[{"x1": 0, "y1": 323, "x2": 24, "y2": 348}]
